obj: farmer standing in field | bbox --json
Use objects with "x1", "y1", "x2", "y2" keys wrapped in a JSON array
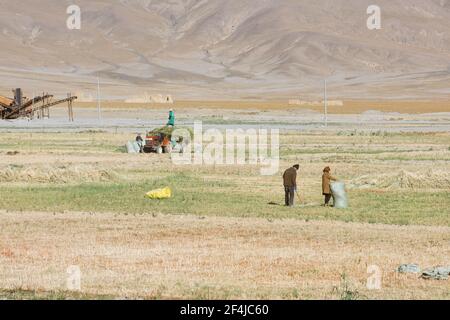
[
  {"x1": 322, "y1": 166, "x2": 338, "y2": 207},
  {"x1": 167, "y1": 108, "x2": 175, "y2": 127},
  {"x1": 135, "y1": 133, "x2": 144, "y2": 153},
  {"x1": 283, "y1": 164, "x2": 300, "y2": 207}
]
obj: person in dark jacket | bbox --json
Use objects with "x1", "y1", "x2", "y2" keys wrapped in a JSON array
[
  {"x1": 322, "y1": 166, "x2": 337, "y2": 206},
  {"x1": 283, "y1": 164, "x2": 300, "y2": 207}
]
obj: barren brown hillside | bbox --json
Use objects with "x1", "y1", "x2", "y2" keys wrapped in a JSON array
[{"x1": 0, "y1": 0, "x2": 450, "y2": 100}]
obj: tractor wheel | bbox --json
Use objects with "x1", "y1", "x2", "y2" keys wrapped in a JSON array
[{"x1": 156, "y1": 146, "x2": 163, "y2": 154}]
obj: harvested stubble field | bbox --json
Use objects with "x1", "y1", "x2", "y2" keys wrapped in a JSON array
[{"x1": 0, "y1": 129, "x2": 449, "y2": 299}]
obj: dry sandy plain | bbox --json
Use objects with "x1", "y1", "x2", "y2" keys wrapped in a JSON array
[{"x1": 0, "y1": 101, "x2": 449, "y2": 300}]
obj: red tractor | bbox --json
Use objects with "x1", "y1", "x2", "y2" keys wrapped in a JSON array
[{"x1": 143, "y1": 132, "x2": 172, "y2": 154}]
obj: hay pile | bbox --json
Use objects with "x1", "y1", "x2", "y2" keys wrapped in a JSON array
[
  {"x1": 148, "y1": 126, "x2": 176, "y2": 136},
  {"x1": 350, "y1": 170, "x2": 450, "y2": 190},
  {"x1": 148, "y1": 126, "x2": 194, "y2": 139},
  {"x1": 0, "y1": 164, "x2": 119, "y2": 184}
]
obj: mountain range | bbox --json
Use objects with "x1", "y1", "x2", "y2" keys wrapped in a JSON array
[{"x1": 0, "y1": 0, "x2": 449, "y2": 100}]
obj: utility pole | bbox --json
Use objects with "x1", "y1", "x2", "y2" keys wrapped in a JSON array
[
  {"x1": 324, "y1": 79, "x2": 328, "y2": 128},
  {"x1": 97, "y1": 75, "x2": 102, "y2": 122},
  {"x1": 68, "y1": 92, "x2": 74, "y2": 122},
  {"x1": 31, "y1": 90, "x2": 35, "y2": 120}
]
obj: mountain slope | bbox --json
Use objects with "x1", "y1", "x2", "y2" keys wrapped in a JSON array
[{"x1": 0, "y1": 0, "x2": 449, "y2": 99}]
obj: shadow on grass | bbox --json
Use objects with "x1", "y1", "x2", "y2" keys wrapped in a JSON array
[{"x1": 0, "y1": 288, "x2": 113, "y2": 300}]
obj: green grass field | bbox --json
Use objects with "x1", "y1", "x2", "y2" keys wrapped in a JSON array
[
  {"x1": 0, "y1": 131, "x2": 449, "y2": 227},
  {"x1": 0, "y1": 173, "x2": 449, "y2": 226}
]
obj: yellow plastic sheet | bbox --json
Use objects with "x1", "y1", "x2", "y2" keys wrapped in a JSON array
[{"x1": 146, "y1": 187, "x2": 172, "y2": 199}]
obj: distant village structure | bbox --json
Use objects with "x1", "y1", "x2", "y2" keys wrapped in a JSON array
[
  {"x1": 125, "y1": 93, "x2": 174, "y2": 104},
  {"x1": 75, "y1": 92, "x2": 95, "y2": 102},
  {"x1": 150, "y1": 94, "x2": 174, "y2": 104},
  {"x1": 288, "y1": 99, "x2": 344, "y2": 107}
]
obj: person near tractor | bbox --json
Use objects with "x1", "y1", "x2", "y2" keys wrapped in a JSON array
[
  {"x1": 322, "y1": 166, "x2": 338, "y2": 207},
  {"x1": 167, "y1": 109, "x2": 175, "y2": 127},
  {"x1": 283, "y1": 164, "x2": 300, "y2": 207},
  {"x1": 136, "y1": 133, "x2": 144, "y2": 153}
]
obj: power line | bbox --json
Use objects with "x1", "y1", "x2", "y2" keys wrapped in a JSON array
[
  {"x1": 324, "y1": 79, "x2": 328, "y2": 128},
  {"x1": 97, "y1": 75, "x2": 102, "y2": 122}
]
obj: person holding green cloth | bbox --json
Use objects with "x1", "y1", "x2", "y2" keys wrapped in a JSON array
[{"x1": 167, "y1": 109, "x2": 175, "y2": 127}]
